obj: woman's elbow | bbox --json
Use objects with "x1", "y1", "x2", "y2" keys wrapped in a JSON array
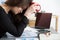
[{"x1": 13, "y1": 33, "x2": 22, "y2": 37}]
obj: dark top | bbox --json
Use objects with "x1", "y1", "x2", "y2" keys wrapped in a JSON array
[{"x1": 0, "y1": 6, "x2": 29, "y2": 38}]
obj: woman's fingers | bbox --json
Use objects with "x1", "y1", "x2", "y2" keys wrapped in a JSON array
[
  {"x1": 30, "y1": 2, "x2": 41, "y2": 12},
  {"x1": 24, "y1": 2, "x2": 41, "y2": 19}
]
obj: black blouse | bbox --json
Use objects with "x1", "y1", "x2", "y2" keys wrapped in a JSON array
[{"x1": 0, "y1": 6, "x2": 29, "y2": 38}]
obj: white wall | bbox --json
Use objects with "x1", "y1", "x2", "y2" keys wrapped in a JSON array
[
  {"x1": 0, "y1": 0, "x2": 6, "y2": 4},
  {"x1": 33, "y1": 0, "x2": 60, "y2": 33},
  {"x1": 33, "y1": 0, "x2": 60, "y2": 15}
]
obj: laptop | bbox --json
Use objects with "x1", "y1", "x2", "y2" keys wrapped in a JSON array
[{"x1": 35, "y1": 13, "x2": 52, "y2": 32}]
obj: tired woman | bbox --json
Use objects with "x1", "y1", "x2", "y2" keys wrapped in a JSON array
[{"x1": 0, "y1": 0, "x2": 39, "y2": 38}]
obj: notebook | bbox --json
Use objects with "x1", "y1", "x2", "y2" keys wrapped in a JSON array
[{"x1": 35, "y1": 13, "x2": 52, "y2": 30}]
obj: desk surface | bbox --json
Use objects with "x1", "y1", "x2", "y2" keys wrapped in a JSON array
[{"x1": 0, "y1": 26, "x2": 59, "y2": 40}]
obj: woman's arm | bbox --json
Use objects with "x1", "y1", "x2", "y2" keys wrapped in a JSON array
[{"x1": 0, "y1": 9, "x2": 29, "y2": 37}]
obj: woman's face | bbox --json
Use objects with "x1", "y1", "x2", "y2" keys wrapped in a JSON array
[{"x1": 11, "y1": 7, "x2": 23, "y2": 14}]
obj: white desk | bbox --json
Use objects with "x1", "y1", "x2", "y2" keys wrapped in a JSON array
[
  {"x1": 38, "y1": 27, "x2": 58, "y2": 40},
  {"x1": 0, "y1": 26, "x2": 59, "y2": 40}
]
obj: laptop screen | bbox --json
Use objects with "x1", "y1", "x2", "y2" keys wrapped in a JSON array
[{"x1": 35, "y1": 13, "x2": 52, "y2": 29}]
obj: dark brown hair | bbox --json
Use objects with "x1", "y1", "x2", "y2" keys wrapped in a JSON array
[{"x1": 5, "y1": 0, "x2": 32, "y2": 8}]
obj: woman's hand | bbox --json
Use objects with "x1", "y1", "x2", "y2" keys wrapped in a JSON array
[{"x1": 24, "y1": 3, "x2": 41, "y2": 19}]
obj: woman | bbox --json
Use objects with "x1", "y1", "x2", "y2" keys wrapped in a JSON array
[{"x1": 0, "y1": 0, "x2": 39, "y2": 38}]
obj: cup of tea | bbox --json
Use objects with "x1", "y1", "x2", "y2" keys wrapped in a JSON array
[{"x1": 28, "y1": 20, "x2": 36, "y2": 28}]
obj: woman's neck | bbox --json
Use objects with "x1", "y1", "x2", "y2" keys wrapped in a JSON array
[{"x1": 0, "y1": 4, "x2": 11, "y2": 14}]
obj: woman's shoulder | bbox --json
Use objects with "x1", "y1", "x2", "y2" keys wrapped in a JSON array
[
  {"x1": 0, "y1": 5, "x2": 4, "y2": 11},
  {"x1": 0, "y1": 5, "x2": 6, "y2": 15},
  {"x1": 0, "y1": 5, "x2": 3, "y2": 9}
]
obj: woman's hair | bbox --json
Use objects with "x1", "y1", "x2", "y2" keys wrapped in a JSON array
[{"x1": 5, "y1": 0, "x2": 32, "y2": 7}]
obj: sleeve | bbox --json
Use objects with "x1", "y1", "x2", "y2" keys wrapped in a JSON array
[
  {"x1": 0, "y1": 9, "x2": 29, "y2": 37},
  {"x1": 17, "y1": 16, "x2": 29, "y2": 31}
]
